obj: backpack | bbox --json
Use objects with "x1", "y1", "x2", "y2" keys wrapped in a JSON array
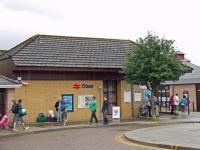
[
  {"x1": 19, "y1": 108, "x2": 27, "y2": 117},
  {"x1": 60, "y1": 99, "x2": 67, "y2": 111},
  {"x1": 11, "y1": 103, "x2": 19, "y2": 114}
]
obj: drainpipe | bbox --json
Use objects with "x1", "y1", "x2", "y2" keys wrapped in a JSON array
[{"x1": 131, "y1": 84, "x2": 134, "y2": 118}]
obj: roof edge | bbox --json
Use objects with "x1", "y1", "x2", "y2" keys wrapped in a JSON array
[
  {"x1": 37, "y1": 34, "x2": 134, "y2": 43},
  {"x1": 0, "y1": 35, "x2": 40, "y2": 60},
  {"x1": 13, "y1": 66, "x2": 121, "y2": 72},
  {"x1": 0, "y1": 75, "x2": 21, "y2": 84}
]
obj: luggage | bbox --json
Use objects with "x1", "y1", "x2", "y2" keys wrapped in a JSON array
[
  {"x1": 0, "y1": 115, "x2": 9, "y2": 129},
  {"x1": 37, "y1": 113, "x2": 47, "y2": 122}
]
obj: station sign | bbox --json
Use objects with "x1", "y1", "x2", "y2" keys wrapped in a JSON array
[{"x1": 72, "y1": 83, "x2": 93, "y2": 89}]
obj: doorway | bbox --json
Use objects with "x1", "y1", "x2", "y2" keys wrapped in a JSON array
[
  {"x1": 0, "y1": 88, "x2": 6, "y2": 115},
  {"x1": 103, "y1": 80, "x2": 117, "y2": 115}
]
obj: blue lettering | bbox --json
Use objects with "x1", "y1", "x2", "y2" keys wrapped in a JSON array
[{"x1": 82, "y1": 84, "x2": 93, "y2": 88}]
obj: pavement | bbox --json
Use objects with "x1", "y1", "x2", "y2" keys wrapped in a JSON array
[
  {"x1": 1, "y1": 112, "x2": 200, "y2": 149},
  {"x1": 124, "y1": 112, "x2": 200, "y2": 150}
]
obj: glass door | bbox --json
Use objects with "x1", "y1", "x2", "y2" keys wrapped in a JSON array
[{"x1": 103, "y1": 80, "x2": 117, "y2": 115}]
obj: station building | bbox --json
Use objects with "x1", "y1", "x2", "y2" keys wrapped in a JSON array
[{"x1": 0, "y1": 35, "x2": 144, "y2": 123}]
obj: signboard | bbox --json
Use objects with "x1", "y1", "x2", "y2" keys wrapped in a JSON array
[
  {"x1": 139, "y1": 85, "x2": 147, "y2": 90},
  {"x1": 134, "y1": 90, "x2": 141, "y2": 102},
  {"x1": 112, "y1": 106, "x2": 120, "y2": 119},
  {"x1": 78, "y1": 95, "x2": 93, "y2": 108},
  {"x1": 62, "y1": 94, "x2": 74, "y2": 112},
  {"x1": 72, "y1": 83, "x2": 93, "y2": 89},
  {"x1": 124, "y1": 90, "x2": 131, "y2": 103}
]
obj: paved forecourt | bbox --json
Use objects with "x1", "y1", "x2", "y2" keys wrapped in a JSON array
[{"x1": 125, "y1": 123, "x2": 200, "y2": 150}]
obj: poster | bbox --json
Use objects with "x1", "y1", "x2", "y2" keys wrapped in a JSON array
[
  {"x1": 62, "y1": 94, "x2": 73, "y2": 112},
  {"x1": 112, "y1": 106, "x2": 120, "y2": 119},
  {"x1": 124, "y1": 90, "x2": 131, "y2": 103},
  {"x1": 78, "y1": 95, "x2": 93, "y2": 108},
  {"x1": 134, "y1": 90, "x2": 141, "y2": 102}
]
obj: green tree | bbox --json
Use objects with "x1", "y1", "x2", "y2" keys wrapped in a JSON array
[{"x1": 123, "y1": 32, "x2": 186, "y2": 118}]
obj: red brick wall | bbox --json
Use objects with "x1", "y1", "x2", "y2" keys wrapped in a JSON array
[
  {"x1": 170, "y1": 84, "x2": 197, "y2": 111},
  {"x1": 5, "y1": 88, "x2": 16, "y2": 122}
]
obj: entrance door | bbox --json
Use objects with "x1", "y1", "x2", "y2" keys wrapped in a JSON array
[
  {"x1": 196, "y1": 84, "x2": 200, "y2": 112},
  {"x1": 103, "y1": 80, "x2": 117, "y2": 115},
  {"x1": 0, "y1": 89, "x2": 6, "y2": 115}
]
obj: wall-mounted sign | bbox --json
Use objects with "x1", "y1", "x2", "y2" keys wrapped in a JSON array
[
  {"x1": 78, "y1": 95, "x2": 93, "y2": 108},
  {"x1": 134, "y1": 90, "x2": 141, "y2": 102},
  {"x1": 124, "y1": 90, "x2": 131, "y2": 103},
  {"x1": 62, "y1": 94, "x2": 74, "y2": 112},
  {"x1": 72, "y1": 84, "x2": 93, "y2": 89},
  {"x1": 139, "y1": 85, "x2": 147, "y2": 90}
]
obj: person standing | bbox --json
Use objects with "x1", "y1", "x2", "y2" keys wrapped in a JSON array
[
  {"x1": 55, "y1": 99, "x2": 62, "y2": 122},
  {"x1": 89, "y1": 96, "x2": 98, "y2": 124},
  {"x1": 10, "y1": 100, "x2": 19, "y2": 131},
  {"x1": 60, "y1": 98, "x2": 68, "y2": 126},
  {"x1": 102, "y1": 97, "x2": 109, "y2": 125},
  {"x1": 180, "y1": 95, "x2": 187, "y2": 114},
  {"x1": 169, "y1": 95, "x2": 175, "y2": 115},
  {"x1": 174, "y1": 93, "x2": 180, "y2": 115}
]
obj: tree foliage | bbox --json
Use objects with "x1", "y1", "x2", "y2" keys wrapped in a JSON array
[{"x1": 123, "y1": 32, "x2": 186, "y2": 89}]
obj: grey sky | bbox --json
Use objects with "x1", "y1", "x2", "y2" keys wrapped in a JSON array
[{"x1": 0, "y1": 0, "x2": 199, "y2": 65}]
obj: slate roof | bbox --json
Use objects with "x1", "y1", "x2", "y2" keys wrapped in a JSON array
[
  {"x1": 164, "y1": 61, "x2": 200, "y2": 84},
  {"x1": 0, "y1": 50, "x2": 6, "y2": 55},
  {"x1": 0, "y1": 75, "x2": 21, "y2": 88},
  {"x1": 0, "y1": 35, "x2": 134, "y2": 69}
]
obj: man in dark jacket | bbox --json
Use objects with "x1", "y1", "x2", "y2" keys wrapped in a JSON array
[
  {"x1": 55, "y1": 99, "x2": 62, "y2": 122},
  {"x1": 102, "y1": 97, "x2": 109, "y2": 125}
]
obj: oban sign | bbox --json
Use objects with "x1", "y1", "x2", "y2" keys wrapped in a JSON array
[{"x1": 72, "y1": 83, "x2": 93, "y2": 89}]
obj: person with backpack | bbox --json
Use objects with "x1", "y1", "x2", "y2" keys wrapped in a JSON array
[
  {"x1": 10, "y1": 99, "x2": 29, "y2": 131},
  {"x1": 180, "y1": 95, "x2": 187, "y2": 114},
  {"x1": 60, "y1": 98, "x2": 68, "y2": 126},
  {"x1": 10, "y1": 100, "x2": 18, "y2": 130},
  {"x1": 55, "y1": 99, "x2": 62, "y2": 122}
]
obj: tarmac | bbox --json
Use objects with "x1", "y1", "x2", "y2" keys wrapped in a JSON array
[{"x1": 1, "y1": 112, "x2": 200, "y2": 149}]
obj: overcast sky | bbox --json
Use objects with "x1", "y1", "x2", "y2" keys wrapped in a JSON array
[{"x1": 0, "y1": 0, "x2": 199, "y2": 65}]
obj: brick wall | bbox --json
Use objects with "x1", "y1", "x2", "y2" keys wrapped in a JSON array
[
  {"x1": 170, "y1": 84, "x2": 197, "y2": 111},
  {"x1": 15, "y1": 80, "x2": 143, "y2": 123},
  {"x1": 5, "y1": 88, "x2": 16, "y2": 122}
]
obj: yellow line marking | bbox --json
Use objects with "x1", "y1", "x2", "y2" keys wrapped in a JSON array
[{"x1": 114, "y1": 133, "x2": 172, "y2": 150}]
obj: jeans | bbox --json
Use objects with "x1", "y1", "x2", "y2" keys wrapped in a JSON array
[
  {"x1": 62, "y1": 109, "x2": 67, "y2": 121},
  {"x1": 90, "y1": 110, "x2": 98, "y2": 123},
  {"x1": 171, "y1": 105, "x2": 175, "y2": 114},
  {"x1": 103, "y1": 109, "x2": 108, "y2": 124},
  {"x1": 56, "y1": 110, "x2": 62, "y2": 122}
]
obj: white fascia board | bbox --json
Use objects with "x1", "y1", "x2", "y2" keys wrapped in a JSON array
[{"x1": 0, "y1": 85, "x2": 22, "y2": 88}]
